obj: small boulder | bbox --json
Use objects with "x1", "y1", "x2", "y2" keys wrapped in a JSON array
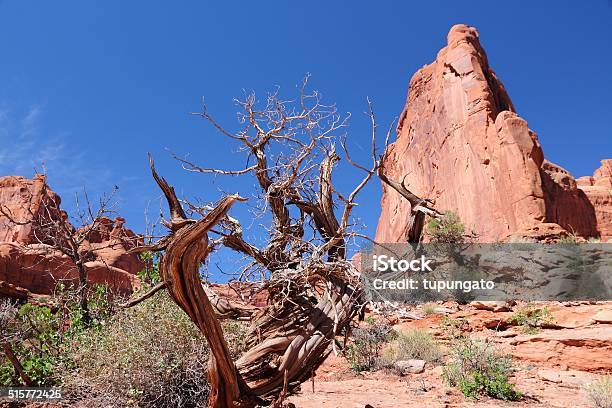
[
  {"x1": 470, "y1": 300, "x2": 513, "y2": 312},
  {"x1": 394, "y1": 359, "x2": 426, "y2": 375},
  {"x1": 594, "y1": 309, "x2": 612, "y2": 324}
]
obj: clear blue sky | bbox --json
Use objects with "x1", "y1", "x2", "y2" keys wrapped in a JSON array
[{"x1": 1, "y1": 1, "x2": 611, "y2": 248}]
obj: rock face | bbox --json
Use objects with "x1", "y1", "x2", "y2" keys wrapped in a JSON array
[
  {"x1": 0, "y1": 175, "x2": 63, "y2": 244},
  {"x1": 510, "y1": 326, "x2": 612, "y2": 372},
  {"x1": 0, "y1": 175, "x2": 142, "y2": 296},
  {"x1": 576, "y1": 160, "x2": 612, "y2": 241},
  {"x1": 376, "y1": 24, "x2": 611, "y2": 243}
]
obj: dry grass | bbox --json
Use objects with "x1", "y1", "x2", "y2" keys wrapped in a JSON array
[
  {"x1": 63, "y1": 292, "x2": 212, "y2": 407},
  {"x1": 422, "y1": 303, "x2": 438, "y2": 316},
  {"x1": 586, "y1": 376, "x2": 612, "y2": 408},
  {"x1": 382, "y1": 329, "x2": 443, "y2": 365}
]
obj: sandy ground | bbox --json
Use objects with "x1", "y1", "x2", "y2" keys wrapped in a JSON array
[{"x1": 287, "y1": 358, "x2": 598, "y2": 408}]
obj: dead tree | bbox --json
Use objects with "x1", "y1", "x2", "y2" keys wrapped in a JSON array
[
  {"x1": 377, "y1": 158, "x2": 443, "y2": 243},
  {"x1": 0, "y1": 181, "x2": 131, "y2": 324},
  {"x1": 138, "y1": 77, "x2": 446, "y2": 406},
  {"x1": 138, "y1": 78, "x2": 399, "y2": 407}
]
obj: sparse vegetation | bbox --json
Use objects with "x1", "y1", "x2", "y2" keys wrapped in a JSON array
[
  {"x1": 222, "y1": 320, "x2": 250, "y2": 360},
  {"x1": 422, "y1": 303, "x2": 438, "y2": 315},
  {"x1": 586, "y1": 376, "x2": 612, "y2": 408},
  {"x1": 345, "y1": 317, "x2": 396, "y2": 373},
  {"x1": 441, "y1": 316, "x2": 469, "y2": 339},
  {"x1": 382, "y1": 329, "x2": 442, "y2": 365},
  {"x1": 1, "y1": 278, "x2": 249, "y2": 406},
  {"x1": 426, "y1": 210, "x2": 465, "y2": 244},
  {"x1": 64, "y1": 291, "x2": 213, "y2": 407},
  {"x1": 558, "y1": 235, "x2": 579, "y2": 244},
  {"x1": 0, "y1": 284, "x2": 115, "y2": 387},
  {"x1": 510, "y1": 303, "x2": 554, "y2": 334},
  {"x1": 137, "y1": 251, "x2": 161, "y2": 285},
  {"x1": 443, "y1": 337, "x2": 522, "y2": 401}
]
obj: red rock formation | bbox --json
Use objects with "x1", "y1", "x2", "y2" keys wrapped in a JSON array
[
  {"x1": 577, "y1": 160, "x2": 612, "y2": 241},
  {"x1": 0, "y1": 175, "x2": 142, "y2": 296},
  {"x1": 376, "y1": 24, "x2": 611, "y2": 243},
  {"x1": 0, "y1": 175, "x2": 63, "y2": 244},
  {"x1": 540, "y1": 161, "x2": 598, "y2": 237}
]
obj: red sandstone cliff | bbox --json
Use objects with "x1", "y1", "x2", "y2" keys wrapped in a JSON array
[
  {"x1": 376, "y1": 24, "x2": 611, "y2": 243},
  {"x1": 0, "y1": 175, "x2": 143, "y2": 296},
  {"x1": 576, "y1": 160, "x2": 612, "y2": 241}
]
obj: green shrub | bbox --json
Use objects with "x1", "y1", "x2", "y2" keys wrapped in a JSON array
[
  {"x1": 382, "y1": 329, "x2": 442, "y2": 365},
  {"x1": 0, "y1": 284, "x2": 116, "y2": 387},
  {"x1": 442, "y1": 337, "x2": 521, "y2": 401},
  {"x1": 63, "y1": 291, "x2": 211, "y2": 407},
  {"x1": 137, "y1": 251, "x2": 161, "y2": 284},
  {"x1": 345, "y1": 317, "x2": 395, "y2": 373},
  {"x1": 558, "y1": 233, "x2": 579, "y2": 244},
  {"x1": 222, "y1": 320, "x2": 249, "y2": 359},
  {"x1": 426, "y1": 211, "x2": 465, "y2": 244},
  {"x1": 0, "y1": 301, "x2": 63, "y2": 386},
  {"x1": 586, "y1": 376, "x2": 612, "y2": 408},
  {"x1": 509, "y1": 304, "x2": 554, "y2": 334},
  {"x1": 440, "y1": 316, "x2": 469, "y2": 340}
]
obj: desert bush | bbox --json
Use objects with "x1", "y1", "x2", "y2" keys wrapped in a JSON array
[
  {"x1": 0, "y1": 284, "x2": 115, "y2": 387},
  {"x1": 223, "y1": 320, "x2": 249, "y2": 359},
  {"x1": 9, "y1": 304, "x2": 61, "y2": 386},
  {"x1": 558, "y1": 232, "x2": 580, "y2": 244},
  {"x1": 440, "y1": 316, "x2": 469, "y2": 340},
  {"x1": 586, "y1": 376, "x2": 612, "y2": 408},
  {"x1": 422, "y1": 303, "x2": 438, "y2": 315},
  {"x1": 63, "y1": 291, "x2": 213, "y2": 407},
  {"x1": 137, "y1": 251, "x2": 161, "y2": 285},
  {"x1": 509, "y1": 303, "x2": 554, "y2": 334},
  {"x1": 442, "y1": 337, "x2": 521, "y2": 401},
  {"x1": 426, "y1": 211, "x2": 465, "y2": 244},
  {"x1": 0, "y1": 299, "x2": 20, "y2": 385},
  {"x1": 382, "y1": 329, "x2": 442, "y2": 365},
  {"x1": 345, "y1": 317, "x2": 395, "y2": 373}
]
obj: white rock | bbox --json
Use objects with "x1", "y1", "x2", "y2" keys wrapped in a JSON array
[{"x1": 394, "y1": 359, "x2": 426, "y2": 374}]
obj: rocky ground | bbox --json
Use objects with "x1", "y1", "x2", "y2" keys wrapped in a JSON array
[{"x1": 288, "y1": 301, "x2": 612, "y2": 408}]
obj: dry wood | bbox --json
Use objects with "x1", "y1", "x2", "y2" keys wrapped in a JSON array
[{"x1": 141, "y1": 79, "x2": 439, "y2": 406}]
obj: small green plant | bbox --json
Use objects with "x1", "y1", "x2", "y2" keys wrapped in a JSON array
[
  {"x1": 0, "y1": 283, "x2": 116, "y2": 387},
  {"x1": 137, "y1": 251, "x2": 161, "y2": 284},
  {"x1": 558, "y1": 235, "x2": 579, "y2": 244},
  {"x1": 443, "y1": 337, "x2": 521, "y2": 401},
  {"x1": 426, "y1": 211, "x2": 465, "y2": 244},
  {"x1": 222, "y1": 320, "x2": 249, "y2": 359},
  {"x1": 1, "y1": 302, "x2": 62, "y2": 386},
  {"x1": 382, "y1": 329, "x2": 442, "y2": 365},
  {"x1": 441, "y1": 316, "x2": 468, "y2": 339},
  {"x1": 586, "y1": 376, "x2": 612, "y2": 408},
  {"x1": 345, "y1": 317, "x2": 395, "y2": 373},
  {"x1": 510, "y1": 303, "x2": 554, "y2": 334}
]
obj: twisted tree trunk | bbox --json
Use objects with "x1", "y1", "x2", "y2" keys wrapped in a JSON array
[{"x1": 147, "y1": 156, "x2": 360, "y2": 407}]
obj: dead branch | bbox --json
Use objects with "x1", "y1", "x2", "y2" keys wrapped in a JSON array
[
  {"x1": 119, "y1": 282, "x2": 166, "y2": 309},
  {"x1": 1, "y1": 342, "x2": 34, "y2": 386},
  {"x1": 377, "y1": 136, "x2": 443, "y2": 242}
]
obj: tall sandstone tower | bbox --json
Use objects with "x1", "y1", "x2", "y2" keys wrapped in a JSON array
[{"x1": 376, "y1": 24, "x2": 611, "y2": 243}]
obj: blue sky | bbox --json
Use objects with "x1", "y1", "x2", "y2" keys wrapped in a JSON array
[{"x1": 1, "y1": 1, "x2": 611, "y2": 252}]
